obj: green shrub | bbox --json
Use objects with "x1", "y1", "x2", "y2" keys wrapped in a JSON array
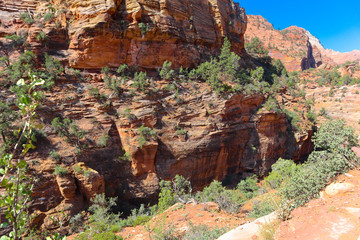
[
  {"x1": 36, "y1": 31, "x2": 47, "y2": 42},
  {"x1": 77, "y1": 231, "x2": 122, "y2": 240},
  {"x1": 305, "y1": 110, "x2": 317, "y2": 123},
  {"x1": 138, "y1": 22, "x2": 149, "y2": 35},
  {"x1": 157, "y1": 180, "x2": 176, "y2": 212},
  {"x1": 72, "y1": 164, "x2": 92, "y2": 178},
  {"x1": 43, "y1": 11, "x2": 55, "y2": 22},
  {"x1": 49, "y1": 151, "x2": 61, "y2": 162},
  {"x1": 183, "y1": 224, "x2": 228, "y2": 240},
  {"x1": 3, "y1": 51, "x2": 36, "y2": 82},
  {"x1": 264, "y1": 158, "x2": 299, "y2": 189},
  {"x1": 120, "y1": 108, "x2": 136, "y2": 122},
  {"x1": 237, "y1": 175, "x2": 260, "y2": 200},
  {"x1": 245, "y1": 37, "x2": 269, "y2": 57},
  {"x1": 263, "y1": 96, "x2": 281, "y2": 113},
  {"x1": 118, "y1": 204, "x2": 154, "y2": 228},
  {"x1": 145, "y1": 219, "x2": 179, "y2": 240},
  {"x1": 53, "y1": 165, "x2": 68, "y2": 176},
  {"x1": 87, "y1": 194, "x2": 120, "y2": 232},
  {"x1": 283, "y1": 109, "x2": 301, "y2": 131},
  {"x1": 318, "y1": 107, "x2": 327, "y2": 116},
  {"x1": 196, "y1": 180, "x2": 242, "y2": 213},
  {"x1": 118, "y1": 151, "x2": 131, "y2": 161},
  {"x1": 138, "y1": 124, "x2": 156, "y2": 148},
  {"x1": 280, "y1": 119, "x2": 359, "y2": 214},
  {"x1": 195, "y1": 38, "x2": 240, "y2": 93},
  {"x1": 159, "y1": 61, "x2": 175, "y2": 80},
  {"x1": 0, "y1": 100, "x2": 18, "y2": 144},
  {"x1": 176, "y1": 127, "x2": 187, "y2": 135},
  {"x1": 5, "y1": 34, "x2": 27, "y2": 49},
  {"x1": 248, "y1": 197, "x2": 276, "y2": 219},
  {"x1": 116, "y1": 64, "x2": 128, "y2": 76},
  {"x1": 157, "y1": 175, "x2": 193, "y2": 212},
  {"x1": 20, "y1": 12, "x2": 35, "y2": 25},
  {"x1": 132, "y1": 72, "x2": 148, "y2": 92},
  {"x1": 89, "y1": 87, "x2": 101, "y2": 99},
  {"x1": 97, "y1": 132, "x2": 110, "y2": 148},
  {"x1": 51, "y1": 117, "x2": 87, "y2": 150},
  {"x1": 104, "y1": 76, "x2": 122, "y2": 97},
  {"x1": 38, "y1": 53, "x2": 64, "y2": 89}
]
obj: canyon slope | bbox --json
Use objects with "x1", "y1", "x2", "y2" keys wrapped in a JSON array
[
  {"x1": 245, "y1": 15, "x2": 360, "y2": 72},
  {"x1": 0, "y1": 0, "x2": 316, "y2": 233},
  {"x1": 1, "y1": 0, "x2": 247, "y2": 69}
]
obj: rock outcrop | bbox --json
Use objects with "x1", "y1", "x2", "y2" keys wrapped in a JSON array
[
  {"x1": 245, "y1": 15, "x2": 328, "y2": 72},
  {"x1": 245, "y1": 15, "x2": 360, "y2": 71},
  {"x1": 49, "y1": 0, "x2": 247, "y2": 69},
  {"x1": 322, "y1": 49, "x2": 360, "y2": 65}
]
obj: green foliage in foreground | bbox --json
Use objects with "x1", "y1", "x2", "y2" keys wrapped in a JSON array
[
  {"x1": 75, "y1": 194, "x2": 122, "y2": 240},
  {"x1": 280, "y1": 119, "x2": 358, "y2": 211},
  {"x1": 0, "y1": 72, "x2": 44, "y2": 240},
  {"x1": 182, "y1": 224, "x2": 228, "y2": 240}
]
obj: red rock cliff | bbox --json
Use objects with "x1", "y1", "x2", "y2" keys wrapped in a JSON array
[{"x1": 48, "y1": 0, "x2": 247, "y2": 69}]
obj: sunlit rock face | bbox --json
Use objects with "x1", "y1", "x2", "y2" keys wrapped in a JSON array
[{"x1": 63, "y1": 0, "x2": 247, "y2": 69}]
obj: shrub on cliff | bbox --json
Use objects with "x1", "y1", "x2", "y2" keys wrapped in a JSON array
[
  {"x1": 237, "y1": 175, "x2": 260, "y2": 200},
  {"x1": 2, "y1": 51, "x2": 36, "y2": 83},
  {"x1": 76, "y1": 194, "x2": 122, "y2": 240},
  {"x1": 51, "y1": 117, "x2": 87, "y2": 152},
  {"x1": 264, "y1": 158, "x2": 299, "y2": 189},
  {"x1": 245, "y1": 37, "x2": 269, "y2": 57},
  {"x1": 132, "y1": 71, "x2": 149, "y2": 92},
  {"x1": 182, "y1": 224, "x2": 228, "y2": 240},
  {"x1": 159, "y1": 60, "x2": 175, "y2": 80},
  {"x1": 196, "y1": 180, "x2": 242, "y2": 213},
  {"x1": 19, "y1": 12, "x2": 35, "y2": 25},
  {"x1": 195, "y1": 38, "x2": 240, "y2": 93},
  {"x1": 158, "y1": 175, "x2": 193, "y2": 212}
]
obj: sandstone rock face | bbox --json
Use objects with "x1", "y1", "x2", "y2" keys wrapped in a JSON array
[
  {"x1": 322, "y1": 49, "x2": 360, "y2": 65},
  {"x1": 97, "y1": 89, "x2": 312, "y2": 196},
  {"x1": 60, "y1": 0, "x2": 247, "y2": 69},
  {"x1": 73, "y1": 162, "x2": 105, "y2": 202},
  {"x1": 246, "y1": 15, "x2": 360, "y2": 71},
  {"x1": 0, "y1": 0, "x2": 38, "y2": 12},
  {"x1": 245, "y1": 15, "x2": 319, "y2": 72}
]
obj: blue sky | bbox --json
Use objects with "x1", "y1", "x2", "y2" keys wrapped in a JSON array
[{"x1": 236, "y1": 0, "x2": 360, "y2": 52}]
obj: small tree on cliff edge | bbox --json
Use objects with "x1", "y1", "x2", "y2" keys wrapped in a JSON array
[{"x1": 0, "y1": 72, "x2": 44, "y2": 240}]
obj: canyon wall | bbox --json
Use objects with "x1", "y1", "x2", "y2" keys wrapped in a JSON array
[
  {"x1": 0, "y1": 0, "x2": 315, "y2": 231},
  {"x1": 48, "y1": 0, "x2": 247, "y2": 69}
]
